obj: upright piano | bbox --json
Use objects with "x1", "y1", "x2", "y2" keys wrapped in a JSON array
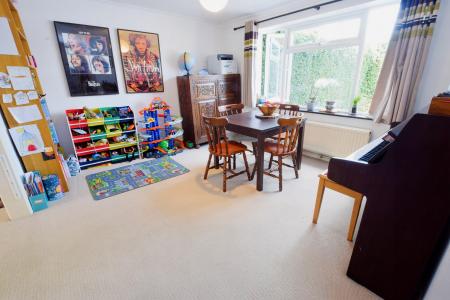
[{"x1": 327, "y1": 113, "x2": 450, "y2": 299}]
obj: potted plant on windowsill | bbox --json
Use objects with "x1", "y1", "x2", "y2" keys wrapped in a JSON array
[
  {"x1": 351, "y1": 95, "x2": 361, "y2": 114},
  {"x1": 307, "y1": 96, "x2": 316, "y2": 111},
  {"x1": 307, "y1": 78, "x2": 339, "y2": 112}
]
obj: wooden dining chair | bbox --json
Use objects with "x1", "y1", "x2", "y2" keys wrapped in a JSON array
[
  {"x1": 218, "y1": 103, "x2": 244, "y2": 116},
  {"x1": 218, "y1": 104, "x2": 258, "y2": 159},
  {"x1": 272, "y1": 104, "x2": 303, "y2": 140},
  {"x1": 203, "y1": 116, "x2": 251, "y2": 192},
  {"x1": 278, "y1": 103, "x2": 302, "y2": 116},
  {"x1": 252, "y1": 116, "x2": 302, "y2": 191}
]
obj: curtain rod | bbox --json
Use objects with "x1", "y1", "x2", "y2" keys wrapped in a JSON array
[{"x1": 233, "y1": 0, "x2": 344, "y2": 31}]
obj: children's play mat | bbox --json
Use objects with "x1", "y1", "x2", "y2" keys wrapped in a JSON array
[{"x1": 86, "y1": 157, "x2": 189, "y2": 200}]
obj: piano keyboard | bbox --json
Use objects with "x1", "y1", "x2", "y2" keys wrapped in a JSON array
[{"x1": 359, "y1": 140, "x2": 391, "y2": 162}]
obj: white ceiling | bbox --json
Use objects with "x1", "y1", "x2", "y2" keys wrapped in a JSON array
[{"x1": 105, "y1": 0, "x2": 305, "y2": 23}]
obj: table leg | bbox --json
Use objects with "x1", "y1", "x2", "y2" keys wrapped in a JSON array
[
  {"x1": 256, "y1": 135, "x2": 265, "y2": 191},
  {"x1": 296, "y1": 123, "x2": 305, "y2": 170}
]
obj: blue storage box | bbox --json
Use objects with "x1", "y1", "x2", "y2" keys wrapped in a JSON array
[{"x1": 28, "y1": 193, "x2": 48, "y2": 212}]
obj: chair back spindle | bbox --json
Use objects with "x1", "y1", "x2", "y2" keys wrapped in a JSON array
[
  {"x1": 218, "y1": 104, "x2": 244, "y2": 117},
  {"x1": 278, "y1": 104, "x2": 302, "y2": 117}
]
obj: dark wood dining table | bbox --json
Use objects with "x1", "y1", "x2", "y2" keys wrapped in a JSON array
[{"x1": 225, "y1": 110, "x2": 306, "y2": 191}]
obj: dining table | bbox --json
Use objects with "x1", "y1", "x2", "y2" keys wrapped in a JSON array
[{"x1": 225, "y1": 109, "x2": 306, "y2": 191}]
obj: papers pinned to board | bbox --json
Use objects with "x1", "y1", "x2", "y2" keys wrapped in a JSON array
[
  {"x1": 13, "y1": 91, "x2": 29, "y2": 105},
  {"x1": 2, "y1": 94, "x2": 13, "y2": 103},
  {"x1": 7, "y1": 66, "x2": 35, "y2": 91},
  {"x1": 8, "y1": 104, "x2": 43, "y2": 124},
  {"x1": 9, "y1": 124, "x2": 44, "y2": 157}
]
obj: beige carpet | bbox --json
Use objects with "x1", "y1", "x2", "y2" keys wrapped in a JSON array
[{"x1": 0, "y1": 146, "x2": 379, "y2": 300}]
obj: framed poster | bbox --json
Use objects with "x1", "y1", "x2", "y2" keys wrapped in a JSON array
[
  {"x1": 54, "y1": 21, "x2": 119, "y2": 97},
  {"x1": 117, "y1": 29, "x2": 164, "y2": 93}
]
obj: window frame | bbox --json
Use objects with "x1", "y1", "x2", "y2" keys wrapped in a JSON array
[{"x1": 258, "y1": 1, "x2": 397, "y2": 113}]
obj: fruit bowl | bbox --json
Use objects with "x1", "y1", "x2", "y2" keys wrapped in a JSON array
[{"x1": 257, "y1": 103, "x2": 279, "y2": 116}]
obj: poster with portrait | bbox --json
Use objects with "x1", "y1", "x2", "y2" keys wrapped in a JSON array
[
  {"x1": 54, "y1": 22, "x2": 119, "y2": 97},
  {"x1": 117, "y1": 29, "x2": 164, "y2": 93}
]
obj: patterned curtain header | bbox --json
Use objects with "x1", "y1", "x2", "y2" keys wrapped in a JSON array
[
  {"x1": 395, "y1": 0, "x2": 440, "y2": 31},
  {"x1": 244, "y1": 21, "x2": 258, "y2": 58}
]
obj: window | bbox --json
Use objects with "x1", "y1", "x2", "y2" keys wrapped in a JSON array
[{"x1": 259, "y1": 2, "x2": 400, "y2": 114}]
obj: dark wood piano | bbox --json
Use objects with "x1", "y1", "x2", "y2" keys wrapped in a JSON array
[{"x1": 327, "y1": 113, "x2": 450, "y2": 300}]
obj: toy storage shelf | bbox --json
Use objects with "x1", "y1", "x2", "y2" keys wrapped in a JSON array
[{"x1": 66, "y1": 106, "x2": 139, "y2": 170}]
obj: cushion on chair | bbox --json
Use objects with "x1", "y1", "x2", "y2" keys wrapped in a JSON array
[{"x1": 212, "y1": 140, "x2": 247, "y2": 156}]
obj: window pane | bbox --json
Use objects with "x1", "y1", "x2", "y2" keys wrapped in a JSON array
[
  {"x1": 358, "y1": 4, "x2": 399, "y2": 113},
  {"x1": 289, "y1": 46, "x2": 358, "y2": 110},
  {"x1": 291, "y1": 18, "x2": 360, "y2": 46},
  {"x1": 260, "y1": 31, "x2": 285, "y2": 98}
]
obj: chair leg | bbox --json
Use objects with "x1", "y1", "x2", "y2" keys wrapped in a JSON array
[
  {"x1": 242, "y1": 151, "x2": 251, "y2": 180},
  {"x1": 233, "y1": 154, "x2": 236, "y2": 170},
  {"x1": 204, "y1": 153, "x2": 213, "y2": 180},
  {"x1": 222, "y1": 156, "x2": 228, "y2": 192},
  {"x1": 278, "y1": 156, "x2": 283, "y2": 192},
  {"x1": 347, "y1": 195, "x2": 363, "y2": 241},
  {"x1": 312, "y1": 177, "x2": 326, "y2": 224},
  {"x1": 251, "y1": 142, "x2": 257, "y2": 156},
  {"x1": 292, "y1": 154, "x2": 299, "y2": 179},
  {"x1": 268, "y1": 153, "x2": 274, "y2": 170},
  {"x1": 228, "y1": 156, "x2": 232, "y2": 170}
]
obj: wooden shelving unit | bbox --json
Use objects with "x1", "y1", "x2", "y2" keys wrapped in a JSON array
[
  {"x1": 66, "y1": 106, "x2": 139, "y2": 170},
  {"x1": 0, "y1": 0, "x2": 69, "y2": 191}
]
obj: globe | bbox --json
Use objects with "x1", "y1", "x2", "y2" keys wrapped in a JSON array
[{"x1": 178, "y1": 52, "x2": 195, "y2": 75}]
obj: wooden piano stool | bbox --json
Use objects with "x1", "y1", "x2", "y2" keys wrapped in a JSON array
[{"x1": 312, "y1": 173, "x2": 364, "y2": 241}]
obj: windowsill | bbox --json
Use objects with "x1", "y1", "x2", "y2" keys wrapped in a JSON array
[{"x1": 299, "y1": 108, "x2": 373, "y2": 120}]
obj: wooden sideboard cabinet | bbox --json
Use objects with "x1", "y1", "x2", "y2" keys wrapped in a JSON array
[{"x1": 177, "y1": 74, "x2": 241, "y2": 147}]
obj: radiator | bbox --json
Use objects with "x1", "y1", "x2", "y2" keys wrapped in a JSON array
[{"x1": 303, "y1": 121, "x2": 371, "y2": 158}]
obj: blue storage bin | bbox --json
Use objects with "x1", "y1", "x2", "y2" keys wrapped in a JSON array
[{"x1": 29, "y1": 193, "x2": 48, "y2": 212}]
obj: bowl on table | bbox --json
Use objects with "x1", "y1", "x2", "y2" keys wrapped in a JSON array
[{"x1": 257, "y1": 103, "x2": 280, "y2": 117}]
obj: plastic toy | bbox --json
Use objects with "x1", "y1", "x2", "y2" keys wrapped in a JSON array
[
  {"x1": 124, "y1": 123, "x2": 135, "y2": 131},
  {"x1": 137, "y1": 97, "x2": 184, "y2": 159},
  {"x1": 106, "y1": 124, "x2": 120, "y2": 132},
  {"x1": 94, "y1": 139, "x2": 108, "y2": 146},
  {"x1": 72, "y1": 128, "x2": 88, "y2": 135},
  {"x1": 90, "y1": 128, "x2": 103, "y2": 135},
  {"x1": 122, "y1": 146, "x2": 136, "y2": 162},
  {"x1": 67, "y1": 112, "x2": 86, "y2": 121},
  {"x1": 118, "y1": 106, "x2": 133, "y2": 118},
  {"x1": 113, "y1": 135, "x2": 127, "y2": 143},
  {"x1": 84, "y1": 106, "x2": 101, "y2": 119},
  {"x1": 158, "y1": 140, "x2": 169, "y2": 151}
]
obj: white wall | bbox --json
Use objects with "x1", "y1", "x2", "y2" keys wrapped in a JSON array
[
  {"x1": 16, "y1": 0, "x2": 222, "y2": 154},
  {"x1": 414, "y1": 0, "x2": 450, "y2": 113}
]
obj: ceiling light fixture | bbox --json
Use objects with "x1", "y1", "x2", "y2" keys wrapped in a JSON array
[{"x1": 199, "y1": 0, "x2": 228, "y2": 13}]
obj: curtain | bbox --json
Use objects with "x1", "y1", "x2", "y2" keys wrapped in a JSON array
[
  {"x1": 243, "y1": 20, "x2": 258, "y2": 107},
  {"x1": 369, "y1": 0, "x2": 440, "y2": 124}
]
